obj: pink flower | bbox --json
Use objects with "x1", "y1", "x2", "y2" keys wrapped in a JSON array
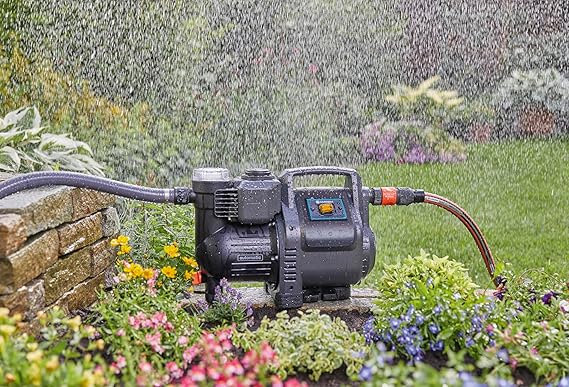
[
  {"x1": 540, "y1": 321, "x2": 549, "y2": 331},
  {"x1": 116, "y1": 328, "x2": 126, "y2": 337},
  {"x1": 190, "y1": 365, "x2": 206, "y2": 382},
  {"x1": 151, "y1": 312, "x2": 168, "y2": 327},
  {"x1": 530, "y1": 347, "x2": 539, "y2": 357},
  {"x1": 178, "y1": 375, "x2": 197, "y2": 387},
  {"x1": 139, "y1": 361, "x2": 152, "y2": 373},
  {"x1": 164, "y1": 322, "x2": 174, "y2": 332},
  {"x1": 166, "y1": 361, "x2": 183, "y2": 379},
  {"x1": 260, "y1": 342, "x2": 277, "y2": 363},
  {"x1": 145, "y1": 332, "x2": 164, "y2": 354},
  {"x1": 128, "y1": 315, "x2": 141, "y2": 329},
  {"x1": 178, "y1": 336, "x2": 189, "y2": 346},
  {"x1": 116, "y1": 356, "x2": 127, "y2": 369},
  {"x1": 183, "y1": 346, "x2": 199, "y2": 365},
  {"x1": 485, "y1": 324, "x2": 494, "y2": 333},
  {"x1": 135, "y1": 375, "x2": 149, "y2": 387},
  {"x1": 223, "y1": 359, "x2": 244, "y2": 377},
  {"x1": 206, "y1": 366, "x2": 221, "y2": 380}
]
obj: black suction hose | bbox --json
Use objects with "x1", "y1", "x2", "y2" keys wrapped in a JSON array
[
  {"x1": 0, "y1": 172, "x2": 195, "y2": 204},
  {"x1": 372, "y1": 187, "x2": 502, "y2": 287}
]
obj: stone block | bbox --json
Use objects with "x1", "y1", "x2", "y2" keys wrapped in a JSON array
[
  {"x1": 101, "y1": 207, "x2": 120, "y2": 237},
  {"x1": 56, "y1": 269, "x2": 110, "y2": 314},
  {"x1": 0, "y1": 230, "x2": 59, "y2": 295},
  {"x1": 0, "y1": 280, "x2": 45, "y2": 321},
  {"x1": 0, "y1": 214, "x2": 27, "y2": 258},
  {"x1": 44, "y1": 247, "x2": 92, "y2": 304},
  {"x1": 71, "y1": 188, "x2": 116, "y2": 221},
  {"x1": 91, "y1": 237, "x2": 116, "y2": 276},
  {"x1": 181, "y1": 287, "x2": 379, "y2": 314},
  {"x1": 0, "y1": 186, "x2": 73, "y2": 236},
  {"x1": 57, "y1": 212, "x2": 103, "y2": 255}
]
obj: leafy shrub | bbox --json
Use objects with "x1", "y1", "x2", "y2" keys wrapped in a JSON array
[
  {"x1": 494, "y1": 69, "x2": 569, "y2": 114},
  {"x1": 233, "y1": 310, "x2": 366, "y2": 381},
  {"x1": 360, "y1": 119, "x2": 466, "y2": 164},
  {"x1": 489, "y1": 270, "x2": 569, "y2": 383},
  {"x1": 192, "y1": 278, "x2": 253, "y2": 329},
  {"x1": 0, "y1": 106, "x2": 104, "y2": 175},
  {"x1": 362, "y1": 77, "x2": 468, "y2": 164},
  {"x1": 384, "y1": 76, "x2": 465, "y2": 126},
  {"x1": 0, "y1": 307, "x2": 108, "y2": 386},
  {"x1": 368, "y1": 251, "x2": 495, "y2": 361}
]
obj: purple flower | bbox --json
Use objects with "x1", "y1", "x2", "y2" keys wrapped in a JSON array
[
  {"x1": 363, "y1": 317, "x2": 380, "y2": 343},
  {"x1": 402, "y1": 144, "x2": 434, "y2": 164},
  {"x1": 359, "y1": 365, "x2": 372, "y2": 381},
  {"x1": 428, "y1": 323, "x2": 440, "y2": 335},
  {"x1": 465, "y1": 337, "x2": 475, "y2": 347},
  {"x1": 542, "y1": 291, "x2": 558, "y2": 305},
  {"x1": 405, "y1": 344, "x2": 418, "y2": 356},
  {"x1": 361, "y1": 124, "x2": 396, "y2": 162},
  {"x1": 390, "y1": 318, "x2": 401, "y2": 329},
  {"x1": 415, "y1": 314, "x2": 425, "y2": 325},
  {"x1": 433, "y1": 305, "x2": 442, "y2": 315},
  {"x1": 430, "y1": 340, "x2": 444, "y2": 352},
  {"x1": 497, "y1": 348, "x2": 509, "y2": 363}
]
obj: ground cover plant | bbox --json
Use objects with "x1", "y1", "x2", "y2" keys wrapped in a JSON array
[{"x1": 233, "y1": 310, "x2": 367, "y2": 381}]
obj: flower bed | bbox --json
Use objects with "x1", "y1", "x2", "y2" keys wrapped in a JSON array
[{"x1": 2, "y1": 203, "x2": 569, "y2": 386}]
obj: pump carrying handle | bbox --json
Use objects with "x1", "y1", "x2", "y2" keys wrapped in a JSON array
[{"x1": 278, "y1": 166, "x2": 364, "y2": 212}]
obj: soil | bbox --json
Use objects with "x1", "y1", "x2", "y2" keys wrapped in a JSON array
[{"x1": 250, "y1": 306, "x2": 373, "y2": 332}]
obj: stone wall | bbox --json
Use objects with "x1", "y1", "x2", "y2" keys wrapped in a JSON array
[{"x1": 0, "y1": 183, "x2": 119, "y2": 321}]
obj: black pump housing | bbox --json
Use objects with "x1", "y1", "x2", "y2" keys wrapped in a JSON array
[{"x1": 192, "y1": 166, "x2": 376, "y2": 309}]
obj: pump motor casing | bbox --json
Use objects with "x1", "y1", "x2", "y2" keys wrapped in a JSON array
[{"x1": 192, "y1": 166, "x2": 376, "y2": 309}]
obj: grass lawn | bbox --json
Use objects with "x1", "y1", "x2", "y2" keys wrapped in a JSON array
[{"x1": 359, "y1": 139, "x2": 569, "y2": 286}]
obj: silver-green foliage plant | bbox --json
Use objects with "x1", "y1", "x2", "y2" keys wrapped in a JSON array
[
  {"x1": 494, "y1": 69, "x2": 569, "y2": 113},
  {"x1": 0, "y1": 106, "x2": 104, "y2": 175},
  {"x1": 232, "y1": 309, "x2": 367, "y2": 381}
]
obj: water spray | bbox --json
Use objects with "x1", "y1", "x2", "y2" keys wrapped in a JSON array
[{"x1": 0, "y1": 167, "x2": 500, "y2": 309}]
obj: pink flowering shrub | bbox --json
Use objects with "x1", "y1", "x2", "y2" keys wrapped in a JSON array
[{"x1": 169, "y1": 329, "x2": 306, "y2": 387}]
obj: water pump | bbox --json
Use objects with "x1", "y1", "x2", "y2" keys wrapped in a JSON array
[{"x1": 0, "y1": 166, "x2": 500, "y2": 309}]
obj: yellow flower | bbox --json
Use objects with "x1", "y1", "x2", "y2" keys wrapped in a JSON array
[
  {"x1": 117, "y1": 235, "x2": 129, "y2": 245},
  {"x1": 117, "y1": 244, "x2": 132, "y2": 256},
  {"x1": 45, "y1": 356, "x2": 59, "y2": 372},
  {"x1": 163, "y1": 243, "x2": 180, "y2": 258},
  {"x1": 0, "y1": 325, "x2": 16, "y2": 336},
  {"x1": 131, "y1": 264, "x2": 144, "y2": 278},
  {"x1": 26, "y1": 350, "x2": 43, "y2": 362},
  {"x1": 142, "y1": 268, "x2": 154, "y2": 280},
  {"x1": 80, "y1": 370, "x2": 95, "y2": 387},
  {"x1": 95, "y1": 339, "x2": 105, "y2": 351},
  {"x1": 65, "y1": 315, "x2": 82, "y2": 332},
  {"x1": 161, "y1": 266, "x2": 177, "y2": 279},
  {"x1": 184, "y1": 270, "x2": 194, "y2": 281},
  {"x1": 182, "y1": 256, "x2": 198, "y2": 268},
  {"x1": 28, "y1": 363, "x2": 41, "y2": 386},
  {"x1": 26, "y1": 342, "x2": 38, "y2": 351},
  {"x1": 111, "y1": 235, "x2": 130, "y2": 248}
]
